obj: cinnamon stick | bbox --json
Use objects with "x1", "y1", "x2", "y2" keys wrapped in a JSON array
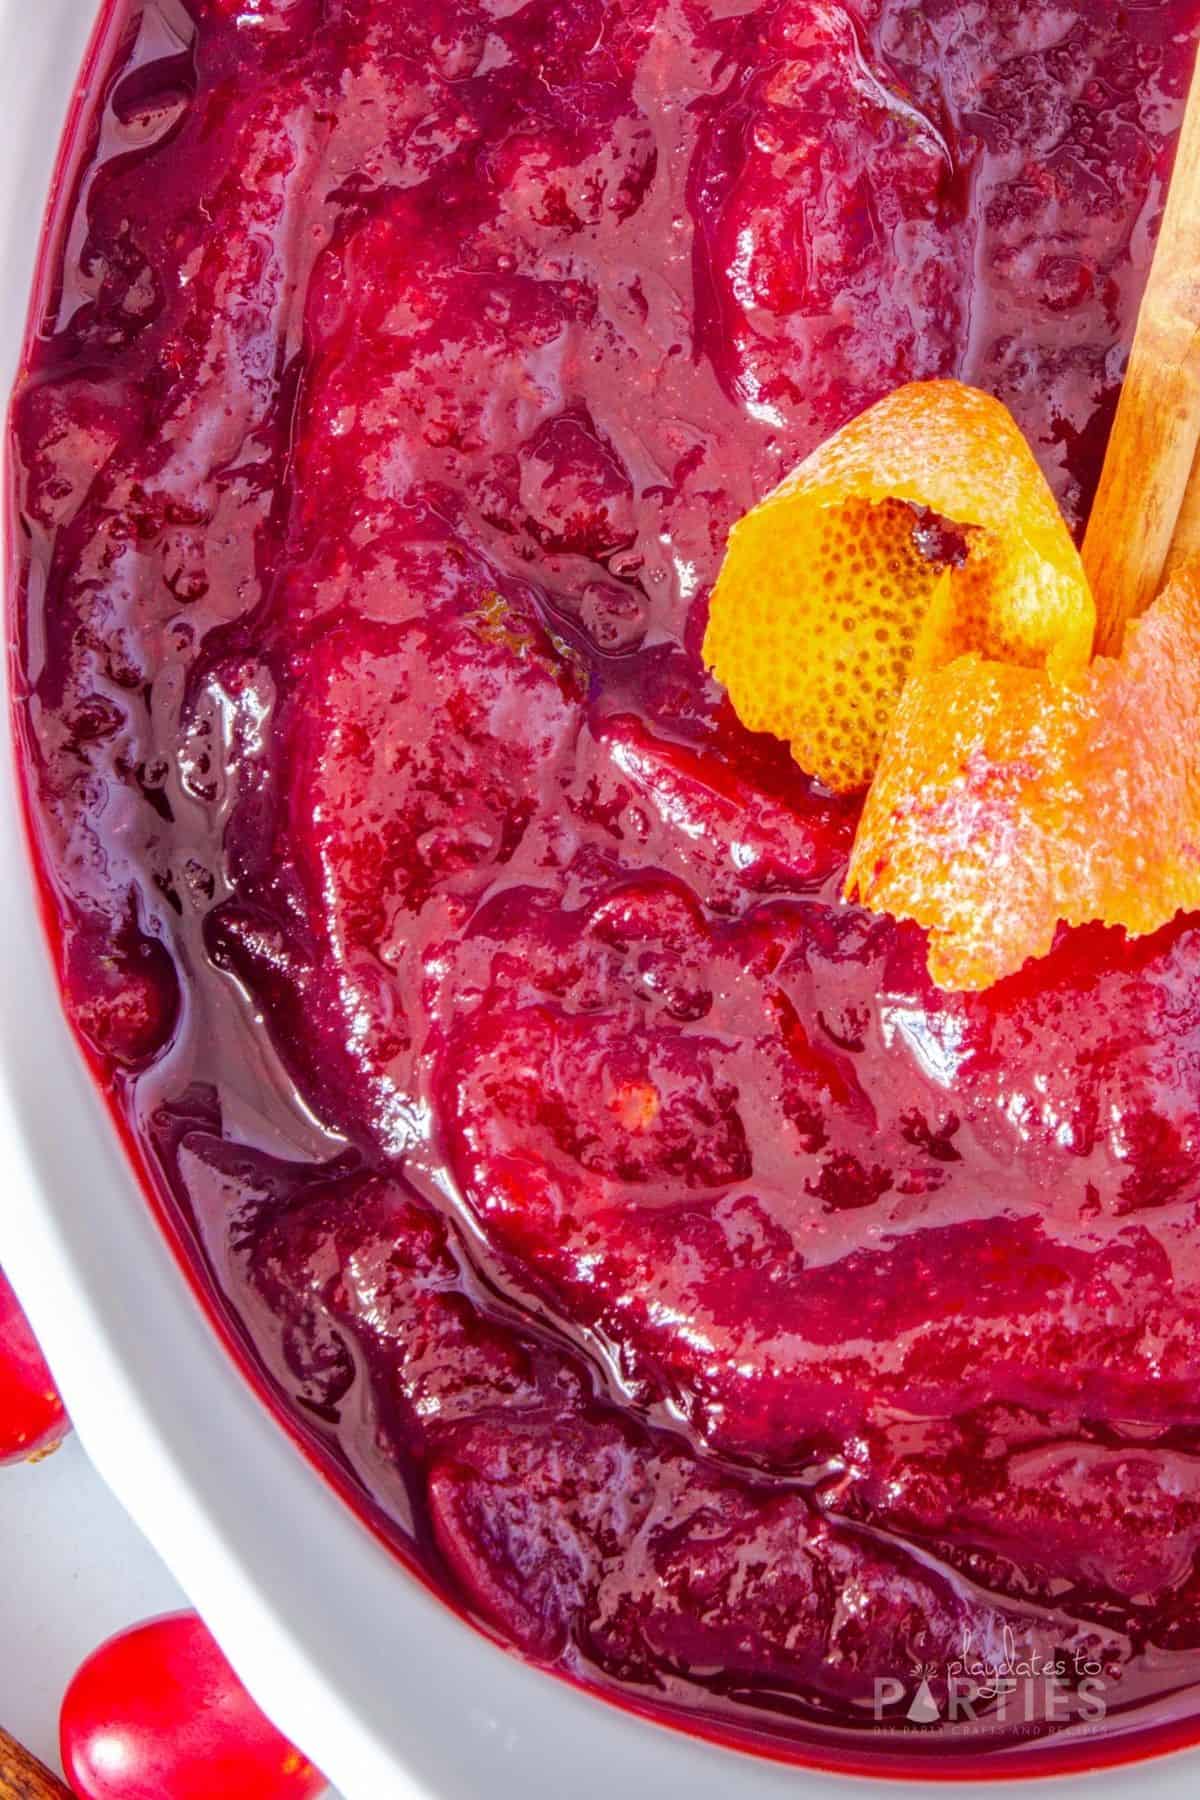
[
  {"x1": 1083, "y1": 39, "x2": 1200, "y2": 654},
  {"x1": 1167, "y1": 437, "x2": 1200, "y2": 577},
  {"x1": 0, "y1": 1728, "x2": 71, "y2": 1800}
]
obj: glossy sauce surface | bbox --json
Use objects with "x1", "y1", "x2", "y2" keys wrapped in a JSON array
[{"x1": 13, "y1": 0, "x2": 1200, "y2": 1773}]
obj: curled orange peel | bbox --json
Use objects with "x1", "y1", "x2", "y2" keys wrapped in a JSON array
[
  {"x1": 702, "y1": 381, "x2": 1095, "y2": 794},
  {"x1": 704, "y1": 380, "x2": 1200, "y2": 989},
  {"x1": 846, "y1": 571, "x2": 1200, "y2": 990}
]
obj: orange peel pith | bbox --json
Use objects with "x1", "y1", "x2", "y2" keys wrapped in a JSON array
[
  {"x1": 702, "y1": 381, "x2": 1095, "y2": 793},
  {"x1": 845, "y1": 568, "x2": 1200, "y2": 990}
]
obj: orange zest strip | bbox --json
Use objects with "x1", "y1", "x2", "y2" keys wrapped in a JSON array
[
  {"x1": 702, "y1": 381, "x2": 1094, "y2": 793},
  {"x1": 703, "y1": 378, "x2": 1200, "y2": 990},
  {"x1": 845, "y1": 567, "x2": 1200, "y2": 991}
]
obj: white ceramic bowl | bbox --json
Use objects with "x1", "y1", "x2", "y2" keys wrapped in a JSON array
[{"x1": 2, "y1": 7, "x2": 1200, "y2": 1797}]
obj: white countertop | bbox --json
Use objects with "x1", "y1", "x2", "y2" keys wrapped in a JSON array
[
  {"x1": 0, "y1": 1433, "x2": 338, "y2": 1795},
  {"x1": 0, "y1": 1433, "x2": 185, "y2": 1775}
]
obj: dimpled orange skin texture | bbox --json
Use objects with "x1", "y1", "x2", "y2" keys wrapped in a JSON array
[
  {"x1": 701, "y1": 380, "x2": 1095, "y2": 793},
  {"x1": 846, "y1": 569, "x2": 1200, "y2": 991}
]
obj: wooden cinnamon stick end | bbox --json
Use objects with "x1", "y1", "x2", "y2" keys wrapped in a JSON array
[{"x1": 0, "y1": 1726, "x2": 72, "y2": 1799}]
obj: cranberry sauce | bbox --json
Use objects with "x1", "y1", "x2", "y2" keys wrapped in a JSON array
[{"x1": 12, "y1": 0, "x2": 1200, "y2": 1774}]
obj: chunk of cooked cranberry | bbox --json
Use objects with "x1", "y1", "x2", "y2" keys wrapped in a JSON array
[
  {"x1": 850, "y1": 1424, "x2": 1200, "y2": 1616},
  {"x1": 298, "y1": 200, "x2": 590, "y2": 548},
  {"x1": 519, "y1": 412, "x2": 636, "y2": 561},
  {"x1": 199, "y1": 0, "x2": 324, "y2": 33},
  {"x1": 242, "y1": 1174, "x2": 546, "y2": 1432},
  {"x1": 64, "y1": 918, "x2": 179, "y2": 1068},
  {"x1": 428, "y1": 1417, "x2": 647, "y2": 1659},
  {"x1": 14, "y1": 375, "x2": 140, "y2": 532},
  {"x1": 886, "y1": 919, "x2": 1200, "y2": 1212},
  {"x1": 569, "y1": 713, "x2": 853, "y2": 912},
  {"x1": 443, "y1": 1002, "x2": 751, "y2": 1243},
  {"x1": 287, "y1": 589, "x2": 582, "y2": 949},
  {"x1": 444, "y1": 968, "x2": 1200, "y2": 1458},
  {"x1": 487, "y1": 118, "x2": 656, "y2": 234},
  {"x1": 431, "y1": 1416, "x2": 1120, "y2": 1716},
  {"x1": 697, "y1": 0, "x2": 964, "y2": 423}
]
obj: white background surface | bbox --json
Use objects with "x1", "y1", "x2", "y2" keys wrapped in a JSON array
[
  {"x1": 0, "y1": 1434, "x2": 185, "y2": 1775},
  {"x1": 0, "y1": 1428, "x2": 344, "y2": 1792}
]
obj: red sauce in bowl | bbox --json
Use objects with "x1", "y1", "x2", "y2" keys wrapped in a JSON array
[{"x1": 12, "y1": 0, "x2": 1200, "y2": 1775}]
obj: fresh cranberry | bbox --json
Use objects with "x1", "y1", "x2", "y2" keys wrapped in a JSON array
[
  {"x1": 0, "y1": 1268, "x2": 67, "y2": 1465},
  {"x1": 59, "y1": 1613, "x2": 324, "y2": 1800}
]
